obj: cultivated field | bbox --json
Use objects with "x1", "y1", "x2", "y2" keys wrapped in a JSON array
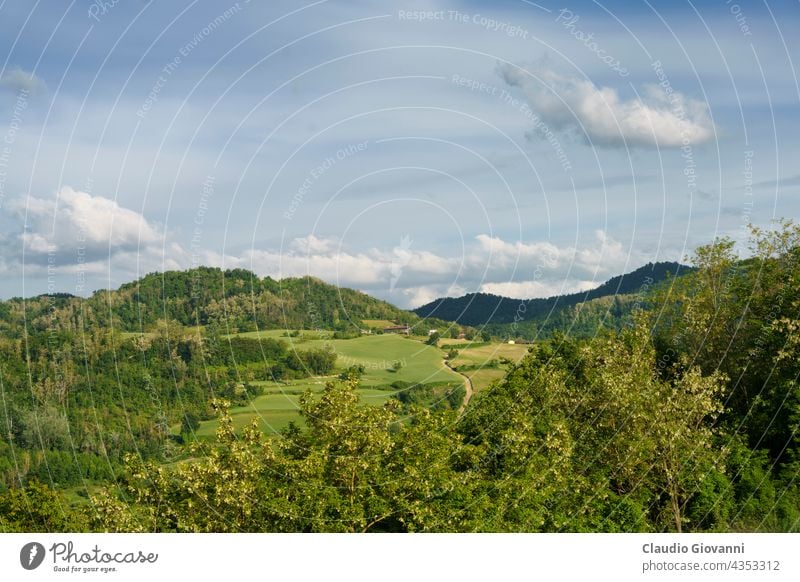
[
  {"x1": 194, "y1": 333, "x2": 464, "y2": 437},
  {"x1": 447, "y1": 341, "x2": 531, "y2": 391}
]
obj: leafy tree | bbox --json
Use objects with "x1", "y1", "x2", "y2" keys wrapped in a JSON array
[
  {"x1": 21, "y1": 405, "x2": 70, "y2": 450},
  {"x1": 180, "y1": 412, "x2": 201, "y2": 439},
  {"x1": 338, "y1": 364, "x2": 365, "y2": 381},
  {"x1": 0, "y1": 481, "x2": 86, "y2": 532},
  {"x1": 459, "y1": 319, "x2": 727, "y2": 532}
]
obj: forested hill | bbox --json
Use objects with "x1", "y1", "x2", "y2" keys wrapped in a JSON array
[
  {"x1": 0, "y1": 267, "x2": 415, "y2": 335},
  {"x1": 412, "y1": 261, "x2": 692, "y2": 326}
]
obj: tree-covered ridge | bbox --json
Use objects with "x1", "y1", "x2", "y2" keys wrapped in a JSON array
[
  {"x1": 0, "y1": 268, "x2": 416, "y2": 335},
  {"x1": 413, "y1": 261, "x2": 691, "y2": 327}
]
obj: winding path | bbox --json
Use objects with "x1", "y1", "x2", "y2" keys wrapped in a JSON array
[{"x1": 444, "y1": 359, "x2": 474, "y2": 416}]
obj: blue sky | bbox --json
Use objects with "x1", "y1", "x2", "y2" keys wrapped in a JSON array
[{"x1": 0, "y1": 0, "x2": 798, "y2": 307}]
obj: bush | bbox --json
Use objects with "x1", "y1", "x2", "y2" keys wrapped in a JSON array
[{"x1": 339, "y1": 365, "x2": 365, "y2": 381}]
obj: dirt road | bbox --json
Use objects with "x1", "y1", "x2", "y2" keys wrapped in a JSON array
[{"x1": 444, "y1": 359, "x2": 474, "y2": 416}]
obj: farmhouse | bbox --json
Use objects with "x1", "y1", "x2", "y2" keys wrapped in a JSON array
[{"x1": 384, "y1": 324, "x2": 411, "y2": 335}]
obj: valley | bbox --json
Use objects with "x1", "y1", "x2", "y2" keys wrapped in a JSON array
[{"x1": 191, "y1": 331, "x2": 531, "y2": 438}]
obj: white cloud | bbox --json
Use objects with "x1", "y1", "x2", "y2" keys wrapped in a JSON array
[
  {"x1": 289, "y1": 234, "x2": 338, "y2": 255},
  {"x1": 237, "y1": 236, "x2": 460, "y2": 289},
  {"x1": 497, "y1": 63, "x2": 713, "y2": 149},
  {"x1": 4, "y1": 186, "x2": 166, "y2": 271},
  {"x1": 0, "y1": 67, "x2": 46, "y2": 95},
  {"x1": 231, "y1": 229, "x2": 641, "y2": 308},
  {"x1": 1, "y1": 187, "x2": 650, "y2": 307},
  {"x1": 26, "y1": 186, "x2": 160, "y2": 251},
  {"x1": 474, "y1": 229, "x2": 629, "y2": 280}
]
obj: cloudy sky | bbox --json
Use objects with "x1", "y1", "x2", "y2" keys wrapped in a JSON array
[{"x1": 0, "y1": 0, "x2": 798, "y2": 307}]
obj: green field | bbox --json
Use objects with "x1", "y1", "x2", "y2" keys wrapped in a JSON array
[
  {"x1": 193, "y1": 334, "x2": 463, "y2": 438},
  {"x1": 228, "y1": 332, "x2": 457, "y2": 386},
  {"x1": 192, "y1": 335, "x2": 534, "y2": 438},
  {"x1": 194, "y1": 378, "x2": 405, "y2": 437},
  {"x1": 361, "y1": 319, "x2": 396, "y2": 328},
  {"x1": 448, "y1": 342, "x2": 531, "y2": 391},
  {"x1": 233, "y1": 329, "x2": 333, "y2": 341}
]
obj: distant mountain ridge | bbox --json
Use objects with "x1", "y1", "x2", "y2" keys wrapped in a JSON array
[{"x1": 412, "y1": 261, "x2": 692, "y2": 327}]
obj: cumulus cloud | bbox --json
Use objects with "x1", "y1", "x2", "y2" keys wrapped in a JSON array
[
  {"x1": 0, "y1": 67, "x2": 46, "y2": 95},
  {"x1": 0, "y1": 188, "x2": 648, "y2": 307},
  {"x1": 497, "y1": 63, "x2": 713, "y2": 148},
  {"x1": 226, "y1": 229, "x2": 640, "y2": 308},
  {"x1": 235, "y1": 235, "x2": 459, "y2": 289},
  {"x1": 289, "y1": 234, "x2": 337, "y2": 254},
  {"x1": 474, "y1": 229, "x2": 628, "y2": 280},
  {"x1": 3, "y1": 186, "x2": 166, "y2": 274}
]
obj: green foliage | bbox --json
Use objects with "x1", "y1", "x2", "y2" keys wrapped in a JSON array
[
  {"x1": 652, "y1": 222, "x2": 800, "y2": 464},
  {"x1": 458, "y1": 321, "x2": 727, "y2": 532},
  {"x1": 413, "y1": 261, "x2": 690, "y2": 326},
  {"x1": 4, "y1": 224, "x2": 800, "y2": 533},
  {"x1": 339, "y1": 364, "x2": 365, "y2": 381},
  {"x1": 332, "y1": 330, "x2": 361, "y2": 339},
  {"x1": 91, "y1": 389, "x2": 471, "y2": 532},
  {"x1": 0, "y1": 481, "x2": 87, "y2": 532},
  {"x1": 180, "y1": 412, "x2": 201, "y2": 438}
]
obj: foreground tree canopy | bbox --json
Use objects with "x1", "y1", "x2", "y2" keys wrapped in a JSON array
[{"x1": 1, "y1": 222, "x2": 799, "y2": 532}]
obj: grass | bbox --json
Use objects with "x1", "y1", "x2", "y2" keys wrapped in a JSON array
[
  {"x1": 229, "y1": 333, "x2": 458, "y2": 387},
  {"x1": 361, "y1": 319, "x2": 396, "y2": 328},
  {"x1": 450, "y1": 342, "x2": 530, "y2": 367},
  {"x1": 194, "y1": 380, "x2": 401, "y2": 438},
  {"x1": 325, "y1": 334, "x2": 459, "y2": 386},
  {"x1": 233, "y1": 329, "x2": 333, "y2": 341},
  {"x1": 191, "y1": 334, "x2": 533, "y2": 439},
  {"x1": 461, "y1": 368, "x2": 507, "y2": 391},
  {"x1": 192, "y1": 334, "x2": 461, "y2": 439},
  {"x1": 448, "y1": 342, "x2": 531, "y2": 391}
]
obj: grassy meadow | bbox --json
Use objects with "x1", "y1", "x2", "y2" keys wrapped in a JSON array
[
  {"x1": 447, "y1": 341, "x2": 532, "y2": 391},
  {"x1": 193, "y1": 332, "x2": 466, "y2": 437}
]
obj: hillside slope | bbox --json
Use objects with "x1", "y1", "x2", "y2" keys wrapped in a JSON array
[
  {"x1": 0, "y1": 268, "x2": 417, "y2": 335},
  {"x1": 412, "y1": 261, "x2": 691, "y2": 327}
]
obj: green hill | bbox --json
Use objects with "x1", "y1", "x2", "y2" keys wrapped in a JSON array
[
  {"x1": 412, "y1": 261, "x2": 692, "y2": 330},
  {"x1": 0, "y1": 268, "x2": 424, "y2": 336}
]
